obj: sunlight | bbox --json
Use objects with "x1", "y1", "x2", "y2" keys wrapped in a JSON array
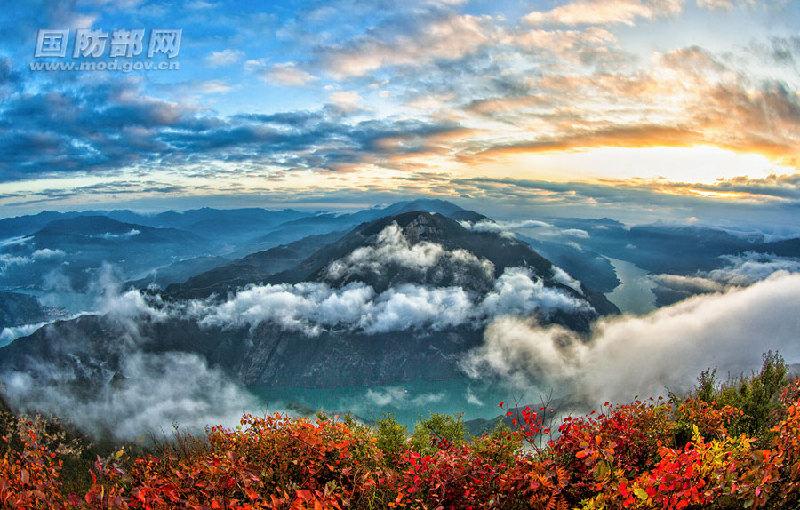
[{"x1": 471, "y1": 145, "x2": 795, "y2": 185}]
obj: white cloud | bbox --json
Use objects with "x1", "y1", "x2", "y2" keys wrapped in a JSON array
[
  {"x1": 365, "y1": 386, "x2": 444, "y2": 408},
  {"x1": 482, "y1": 267, "x2": 590, "y2": 317},
  {"x1": 0, "y1": 268, "x2": 259, "y2": 441},
  {"x1": 198, "y1": 80, "x2": 233, "y2": 94},
  {"x1": 205, "y1": 49, "x2": 244, "y2": 67},
  {"x1": 696, "y1": 0, "x2": 757, "y2": 9},
  {"x1": 326, "y1": 222, "x2": 494, "y2": 282},
  {"x1": 652, "y1": 252, "x2": 800, "y2": 297},
  {"x1": 708, "y1": 253, "x2": 800, "y2": 285},
  {"x1": 459, "y1": 219, "x2": 588, "y2": 240},
  {"x1": 98, "y1": 229, "x2": 140, "y2": 240},
  {"x1": 0, "y1": 322, "x2": 46, "y2": 347},
  {"x1": 322, "y1": 14, "x2": 497, "y2": 78},
  {"x1": 0, "y1": 248, "x2": 66, "y2": 272},
  {"x1": 194, "y1": 266, "x2": 589, "y2": 335},
  {"x1": 362, "y1": 284, "x2": 474, "y2": 333},
  {"x1": 524, "y1": 0, "x2": 683, "y2": 26},
  {"x1": 462, "y1": 273, "x2": 800, "y2": 405},
  {"x1": 2, "y1": 351, "x2": 258, "y2": 440},
  {"x1": 192, "y1": 224, "x2": 589, "y2": 334},
  {"x1": 264, "y1": 62, "x2": 317, "y2": 86},
  {"x1": 552, "y1": 266, "x2": 582, "y2": 292},
  {"x1": 328, "y1": 90, "x2": 363, "y2": 112},
  {"x1": 466, "y1": 387, "x2": 484, "y2": 406},
  {"x1": 197, "y1": 282, "x2": 375, "y2": 335},
  {"x1": 459, "y1": 219, "x2": 553, "y2": 238},
  {"x1": 0, "y1": 236, "x2": 32, "y2": 248}
]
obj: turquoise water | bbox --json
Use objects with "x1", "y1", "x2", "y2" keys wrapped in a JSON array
[
  {"x1": 604, "y1": 258, "x2": 657, "y2": 315},
  {"x1": 251, "y1": 378, "x2": 550, "y2": 427}
]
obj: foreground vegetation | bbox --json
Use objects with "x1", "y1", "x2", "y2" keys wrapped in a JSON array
[{"x1": 3, "y1": 353, "x2": 800, "y2": 509}]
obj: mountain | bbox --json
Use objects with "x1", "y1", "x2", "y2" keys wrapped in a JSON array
[
  {"x1": 755, "y1": 238, "x2": 800, "y2": 258},
  {"x1": 167, "y1": 200, "x2": 487, "y2": 298},
  {"x1": 0, "y1": 216, "x2": 208, "y2": 292},
  {"x1": 0, "y1": 210, "x2": 617, "y2": 393},
  {"x1": 273, "y1": 211, "x2": 553, "y2": 292},
  {"x1": 126, "y1": 256, "x2": 231, "y2": 290},
  {"x1": 240, "y1": 199, "x2": 484, "y2": 254},
  {"x1": 165, "y1": 231, "x2": 346, "y2": 299},
  {"x1": 543, "y1": 218, "x2": 800, "y2": 275},
  {"x1": 123, "y1": 207, "x2": 314, "y2": 242},
  {"x1": 33, "y1": 216, "x2": 203, "y2": 246},
  {"x1": 0, "y1": 292, "x2": 45, "y2": 330},
  {"x1": 519, "y1": 235, "x2": 620, "y2": 293}
]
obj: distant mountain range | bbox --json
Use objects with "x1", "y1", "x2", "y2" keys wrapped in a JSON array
[
  {"x1": 2, "y1": 198, "x2": 798, "y2": 404},
  {"x1": 0, "y1": 203, "x2": 615, "y2": 396},
  {"x1": 545, "y1": 218, "x2": 800, "y2": 274}
]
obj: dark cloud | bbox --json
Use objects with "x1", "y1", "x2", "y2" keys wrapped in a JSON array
[{"x1": 0, "y1": 77, "x2": 464, "y2": 181}]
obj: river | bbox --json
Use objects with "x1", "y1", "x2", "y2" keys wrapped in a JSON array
[{"x1": 604, "y1": 258, "x2": 657, "y2": 315}]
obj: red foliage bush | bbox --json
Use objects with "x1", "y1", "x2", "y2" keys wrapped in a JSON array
[{"x1": 4, "y1": 381, "x2": 800, "y2": 509}]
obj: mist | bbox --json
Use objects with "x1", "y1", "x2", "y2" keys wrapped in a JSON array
[{"x1": 462, "y1": 273, "x2": 800, "y2": 406}]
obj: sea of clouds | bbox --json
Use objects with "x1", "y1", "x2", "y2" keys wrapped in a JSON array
[
  {"x1": 3, "y1": 222, "x2": 799, "y2": 439},
  {"x1": 462, "y1": 273, "x2": 800, "y2": 406}
]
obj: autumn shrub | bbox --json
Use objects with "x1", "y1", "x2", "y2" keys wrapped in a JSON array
[
  {"x1": 552, "y1": 400, "x2": 675, "y2": 501},
  {"x1": 375, "y1": 415, "x2": 407, "y2": 466},
  {"x1": 409, "y1": 413, "x2": 466, "y2": 456},
  {"x1": 2, "y1": 357, "x2": 800, "y2": 509}
]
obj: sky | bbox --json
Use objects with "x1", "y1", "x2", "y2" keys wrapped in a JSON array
[{"x1": 0, "y1": 0, "x2": 798, "y2": 230}]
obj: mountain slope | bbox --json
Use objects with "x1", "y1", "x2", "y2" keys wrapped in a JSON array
[
  {"x1": 165, "y1": 231, "x2": 346, "y2": 299},
  {"x1": 273, "y1": 211, "x2": 553, "y2": 291},
  {"x1": 0, "y1": 292, "x2": 45, "y2": 330},
  {"x1": 0, "y1": 209, "x2": 619, "y2": 393}
]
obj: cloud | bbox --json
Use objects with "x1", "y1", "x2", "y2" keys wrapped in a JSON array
[
  {"x1": 362, "y1": 284, "x2": 475, "y2": 333},
  {"x1": 194, "y1": 264, "x2": 589, "y2": 336},
  {"x1": 0, "y1": 248, "x2": 66, "y2": 272},
  {"x1": 198, "y1": 80, "x2": 234, "y2": 94},
  {"x1": 459, "y1": 219, "x2": 553, "y2": 238},
  {"x1": 462, "y1": 273, "x2": 800, "y2": 405},
  {"x1": 552, "y1": 266, "x2": 582, "y2": 292},
  {"x1": 328, "y1": 90, "x2": 363, "y2": 112},
  {"x1": 696, "y1": 0, "x2": 757, "y2": 10},
  {"x1": 0, "y1": 322, "x2": 46, "y2": 347},
  {"x1": 327, "y1": 223, "x2": 493, "y2": 281},
  {"x1": 707, "y1": 253, "x2": 800, "y2": 285},
  {"x1": 460, "y1": 218, "x2": 591, "y2": 242},
  {"x1": 2, "y1": 351, "x2": 259, "y2": 441},
  {"x1": 204, "y1": 49, "x2": 244, "y2": 67},
  {"x1": 263, "y1": 62, "x2": 317, "y2": 86},
  {"x1": 193, "y1": 223, "x2": 588, "y2": 334},
  {"x1": 652, "y1": 252, "x2": 800, "y2": 298},
  {"x1": 365, "y1": 386, "x2": 444, "y2": 407},
  {"x1": 97, "y1": 228, "x2": 141, "y2": 240},
  {"x1": 696, "y1": 0, "x2": 734, "y2": 8},
  {"x1": 194, "y1": 270, "x2": 582, "y2": 335},
  {"x1": 0, "y1": 268, "x2": 260, "y2": 441},
  {"x1": 651, "y1": 273, "x2": 725, "y2": 294},
  {"x1": 481, "y1": 267, "x2": 590, "y2": 317},
  {"x1": 466, "y1": 387, "x2": 484, "y2": 406},
  {"x1": 524, "y1": 0, "x2": 683, "y2": 26},
  {"x1": 320, "y1": 13, "x2": 497, "y2": 78},
  {"x1": 0, "y1": 236, "x2": 32, "y2": 248}
]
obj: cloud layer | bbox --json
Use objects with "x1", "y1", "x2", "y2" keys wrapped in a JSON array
[
  {"x1": 2, "y1": 351, "x2": 259, "y2": 440},
  {"x1": 195, "y1": 265, "x2": 590, "y2": 336},
  {"x1": 462, "y1": 273, "x2": 800, "y2": 406},
  {"x1": 652, "y1": 252, "x2": 800, "y2": 298}
]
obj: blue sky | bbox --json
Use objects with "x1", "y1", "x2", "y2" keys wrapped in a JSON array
[{"x1": 0, "y1": 0, "x2": 798, "y2": 230}]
